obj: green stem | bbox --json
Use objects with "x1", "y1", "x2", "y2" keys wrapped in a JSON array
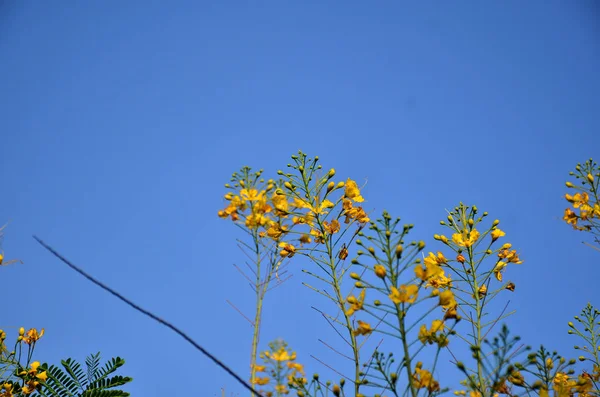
[{"x1": 398, "y1": 304, "x2": 417, "y2": 397}]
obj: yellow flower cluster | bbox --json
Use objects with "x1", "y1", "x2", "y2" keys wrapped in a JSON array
[
  {"x1": 17, "y1": 362, "x2": 48, "y2": 395},
  {"x1": 563, "y1": 159, "x2": 600, "y2": 234},
  {"x1": 412, "y1": 362, "x2": 440, "y2": 393},
  {"x1": 218, "y1": 162, "x2": 369, "y2": 260},
  {"x1": 253, "y1": 340, "x2": 306, "y2": 396}
]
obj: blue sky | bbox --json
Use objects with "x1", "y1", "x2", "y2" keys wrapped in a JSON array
[{"x1": 1, "y1": 1, "x2": 599, "y2": 396}]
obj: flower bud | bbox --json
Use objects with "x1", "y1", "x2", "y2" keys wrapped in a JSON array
[
  {"x1": 350, "y1": 272, "x2": 361, "y2": 280},
  {"x1": 328, "y1": 168, "x2": 336, "y2": 178},
  {"x1": 587, "y1": 173, "x2": 594, "y2": 183},
  {"x1": 566, "y1": 181, "x2": 574, "y2": 188},
  {"x1": 468, "y1": 219, "x2": 474, "y2": 227},
  {"x1": 368, "y1": 246, "x2": 375, "y2": 255},
  {"x1": 19, "y1": 327, "x2": 25, "y2": 336},
  {"x1": 327, "y1": 181, "x2": 335, "y2": 193},
  {"x1": 284, "y1": 181, "x2": 293, "y2": 190},
  {"x1": 394, "y1": 245, "x2": 403, "y2": 258},
  {"x1": 418, "y1": 241, "x2": 425, "y2": 250},
  {"x1": 492, "y1": 219, "x2": 500, "y2": 226}
]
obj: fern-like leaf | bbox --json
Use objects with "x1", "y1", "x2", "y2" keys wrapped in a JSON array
[
  {"x1": 61, "y1": 358, "x2": 87, "y2": 391},
  {"x1": 85, "y1": 352, "x2": 101, "y2": 384}
]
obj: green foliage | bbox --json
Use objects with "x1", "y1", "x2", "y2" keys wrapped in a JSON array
[{"x1": 41, "y1": 353, "x2": 132, "y2": 397}]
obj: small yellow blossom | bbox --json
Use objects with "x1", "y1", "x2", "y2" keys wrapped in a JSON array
[
  {"x1": 272, "y1": 348, "x2": 292, "y2": 361},
  {"x1": 353, "y1": 320, "x2": 373, "y2": 336},
  {"x1": 427, "y1": 270, "x2": 452, "y2": 289},
  {"x1": 424, "y1": 251, "x2": 447, "y2": 266},
  {"x1": 452, "y1": 229, "x2": 480, "y2": 247},
  {"x1": 418, "y1": 320, "x2": 445, "y2": 345},
  {"x1": 271, "y1": 193, "x2": 289, "y2": 214},
  {"x1": 286, "y1": 362, "x2": 304, "y2": 373},
  {"x1": 389, "y1": 284, "x2": 418, "y2": 304},
  {"x1": 344, "y1": 179, "x2": 364, "y2": 202},
  {"x1": 299, "y1": 234, "x2": 311, "y2": 244},
  {"x1": 22, "y1": 329, "x2": 44, "y2": 345},
  {"x1": 439, "y1": 290, "x2": 457, "y2": 310},
  {"x1": 491, "y1": 228, "x2": 505, "y2": 242},
  {"x1": 415, "y1": 261, "x2": 443, "y2": 282},
  {"x1": 498, "y1": 247, "x2": 523, "y2": 264},
  {"x1": 279, "y1": 242, "x2": 296, "y2": 258},
  {"x1": 477, "y1": 284, "x2": 487, "y2": 297},
  {"x1": 266, "y1": 223, "x2": 288, "y2": 240},
  {"x1": 412, "y1": 367, "x2": 440, "y2": 392},
  {"x1": 252, "y1": 376, "x2": 270, "y2": 385},
  {"x1": 346, "y1": 289, "x2": 366, "y2": 316},
  {"x1": 494, "y1": 261, "x2": 508, "y2": 281},
  {"x1": 563, "y1": 208, "x2": 578, "y2": 226},
  {"x1": 323, "y1": 219, "x2": 340, "y2": 234}
]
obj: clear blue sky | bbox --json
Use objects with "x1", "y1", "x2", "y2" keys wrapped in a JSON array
[{"x1": 1, "y1": 2, "x2": 599, "y2": 396}]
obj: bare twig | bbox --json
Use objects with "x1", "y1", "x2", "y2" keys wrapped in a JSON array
[{"x1": 226, "y1": 300, "x2": 254, "y2": 326}]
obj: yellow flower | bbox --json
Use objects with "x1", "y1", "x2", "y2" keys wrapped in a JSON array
[
  {"x1": 342, "y1": 199, "x2": 370, "y2": 224},
  {"x1": 418, "y1": 320, "x2": 445, "y2": 344},
  {"x1": 252, "y1": 376, "x2": 270, "y2": 385},
  {"x1": 278, "y1": 242, "x2": 296, "y2": 258},
  {"x1": 286, "y1": 362, "x2": 304, "y2": 374},
  {"x1": 22, "y1": 329, "x2": 44, "y2": 345},
  {"x1": 477, "y1": 284, "x2": 487, "y2": 297},
  {"x1": 272, "y1": 348, "x2": 291, "y2": 361},
  {"x1": 563, "y1": 208, "x2": 578, "y2": 226},
  {"x1": 566, "y1": 192, "x2": 590, "y2": 209},
  {"x1": 426, "y1": 270, "x2": 452, "y2": 289},
  {"x1": 412, "y1": 367, "x2": 440, "y2": 392},
  {"x1": 424, "y1": 251, "x2": 447, "y2": 266},
  {"x1": 323, "y1": 219, "x2": 340, "y2": 234},
  {"x1": 299, "y1": 234, "x2": 311, "y2": 244},
  {"x1": 438, "y1": 290, "x2": 457, "y2": 310},
  {"x1": 245, "y1": 213, "x2": 272, "y2": 229},
  {"x1": 452, "y1": 229, "x2": 480, "y2": 247},
  {"x1": 253, "y1": 364, "x2": 266, "y2": 372},
  {"x1": 309, "y1": 228, "x2": 325, "y2": 244},
  {"x1": 389, "y1": 284, "x2": 418, "y2": 304},
  {"x1": 491, "y1": 228, "x2": 505, "y2": 242},
  {"x1": 346, "y1": 289, "x2": 366, "y2": 316},
  {"x1": 415, "y1": 261, "x2": 443, "y2": 282},
  {"x1": 271, "y1": 193, "x2": 289, "y2": 214},
  {"x1": 266, "y1": 223, "x2": 288, "y2": 240},
  {"x1": 493, "y1": 261, "x2": 507, "y2": 281},
  {"x1": 344, "y1": 179, "x2": 364, "y2": 202},
  {"x1": 240, "y1": 188, "x2": 264, "y2": 202},
  {"x1": 353, "y1": 320, "x2": 373, "y2": 336},
  {"x1": 497, "y1": 247, "x2": 523, "y2": 264}
]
